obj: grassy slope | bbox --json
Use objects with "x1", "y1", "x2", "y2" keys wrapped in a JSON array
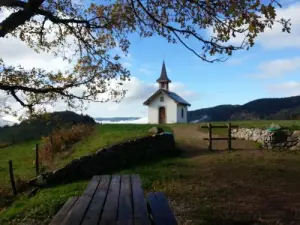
[
  {"x1": 0, "y1": 124, "x2": 171, "y2": 189},
  {"x1": 198, "y1": 120, "x2": 300, "y2": 136},
  {"x1": 2, "y1": 143, "x2": 300, "y2": 225},
  {"x1": 0, "y1": 124, "x2": 171, "y2": 224},
  {"x1": 0, "y1": 141, "x2": 37, "y2": 188}
]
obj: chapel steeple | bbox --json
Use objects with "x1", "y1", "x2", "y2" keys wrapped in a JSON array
[{"x1": 156, "y1": 61, "x2": 171, "y2": 91}]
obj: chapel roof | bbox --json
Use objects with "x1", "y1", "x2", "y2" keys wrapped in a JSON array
[
  {"x1": 156, "y1": 61, "x2": 171, "y2": 83},
  {"x1": 143, "y1": 89, "x2": 191, "y2": 106}
]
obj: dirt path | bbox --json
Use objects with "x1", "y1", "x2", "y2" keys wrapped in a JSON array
[
  {"x1": 165, "y1": 125, "x2": 300, "y2": 224},
  {"x1": 171, "y1": 124, "x2": 258, "y2": 151}
]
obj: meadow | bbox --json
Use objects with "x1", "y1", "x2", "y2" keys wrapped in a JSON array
[
  {"x1": 1, "y1": 121, "x2": 300, "y2": 225},
  {"x1": 0, "y1": 124, "x2": 171, "y2": 207}
]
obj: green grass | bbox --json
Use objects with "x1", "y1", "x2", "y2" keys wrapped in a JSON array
[
  {"x1": 2, "y1": 143, "x2": 300, "y2": 224},
  {"x1": 198, "y1": 120, "x2": 300, "y2": 136},
  {"x1": 0, "y1": 124, "x2": 171, "y2": 192},
  {"x1": 2, "y1": 123, "x2": 300, "y2": 224},
  {"x1": 0, "y1": 180, "x2": 89, "y2": 225},
  {"x1": 56, "y1": 124, "x2": 171, "y2": 167},
  {"x1": 0, "y1": 141, "x2": 38, "y2": 188}
]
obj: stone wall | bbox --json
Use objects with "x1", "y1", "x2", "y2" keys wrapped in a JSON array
[
  {"x1": 31, "y1": 132, "x2": 176, "y2": 186},
  {"x1": 231, "y1": 128, "x2": 300, "y2": 150}
]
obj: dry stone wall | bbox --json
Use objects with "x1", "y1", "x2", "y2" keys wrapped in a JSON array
[
  {"x1": 231, "y1": 128, "x2": 300, "y2": 150},
  {"x1": 31, "y1": 132, "x2": 176, "y2": 186}
]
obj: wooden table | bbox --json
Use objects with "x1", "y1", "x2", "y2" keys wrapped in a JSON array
[{"x1": 49, "y1": 174, "x2": 177, "y2": 225}]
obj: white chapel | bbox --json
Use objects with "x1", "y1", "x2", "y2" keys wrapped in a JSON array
[{"x1": 143, "y1": 61, "x2": 191, "y2": 124}]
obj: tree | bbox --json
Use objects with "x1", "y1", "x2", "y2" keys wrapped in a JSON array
[{"x1": 0, "y1": 0, "x2": 291, "y2": 116}]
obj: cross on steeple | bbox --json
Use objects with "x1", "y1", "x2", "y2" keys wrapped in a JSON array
[{"x1": 156, "y1": 61, "x2": 171, "y2": 91}]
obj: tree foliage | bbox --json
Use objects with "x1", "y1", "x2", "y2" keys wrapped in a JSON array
[{"x1": 0, "y1": 0, "x2": 291, "y2": 115}]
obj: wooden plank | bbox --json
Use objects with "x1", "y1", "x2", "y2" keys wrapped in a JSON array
[
  {"x1": 147, "y1": 192, "x2": 177, "y2": 225},
  {"x1": 208, "y1": 123, "x2": 212, "y2": 151},
  {"x1": 83, "y1": 176, "x2": 102, "y2": 197},
  {"x1": 227, "y1": 123, "x2": 232, "y2": 150},
  {"x1": 204, "y1": 137, "x2": 236, "y2": 141},
  {"x1": 81, "y1": 175, "x2": 111, "y2": 225},
  {"x1": 131, "y1": 174, "x2": 151, "y2": 225},
  {"x1": 154, "y1": 192, "x2": 177, "y2": 225},
  {"x1": 117, "y1": 175, "x2": 134, "y2": 225},
  {"x1": 35, "y1": 143, "x2": 39, "y2": 175},
  {"x1": 146, "y1": 192, "x2": 164, "y2": 225},
  {"x1": 49, "y1": 197, "x2": 78, "y2": 225},
  {"x1": 61, "y1": 176, "x2": 101, "y2": 225},
  {"x1": 99, "y1": 175, "x2": 121, "y2": 225},
  {"x1": 201, "y1": 125, "x2": 238, "y2": 129},
  {"x1": 8, "y1": 160, "x2": 17, "y2": 195}
]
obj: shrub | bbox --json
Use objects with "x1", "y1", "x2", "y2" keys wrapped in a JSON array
[
  {"x1": 40, "y1": 124, "x2": 95, "y2": 163},
  {"x1": 0, "y1": 142, "x2": 10, "y2": 149}
]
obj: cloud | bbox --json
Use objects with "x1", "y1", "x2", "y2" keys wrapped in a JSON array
[
  {"x1": 0, "y1": 36, "x2": 72, "y2": 71},
  {"x1": 60, "y1": 78, "x2": 197, "y2": 117},
  {"x1": 206, "y1": 3, "x2": 300, "y2": 49},
  {"x1": 139, "y1": 68, "x2": 153, "y2": 75},
  {"x1": 256, "y1": 3, "x2": 300, "y2": 49},
  {"x1": 250, "y1": 57, "x2": 300, "y2": 78},
  {"x1": 266, "y1": 81, "x2": 300, "y2": 96},
  {"x1": 169, "y1": 82, "x2": 199, "y2": 101},
  {"x1": 0, "y1": 10, "x2": 197, "y2": 119}
]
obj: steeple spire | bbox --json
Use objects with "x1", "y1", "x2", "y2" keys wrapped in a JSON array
[{"x1": 156, "y1": 61, "x2": 171, "y2": 90}]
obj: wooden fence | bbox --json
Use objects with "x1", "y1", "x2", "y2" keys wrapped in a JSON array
[
  {"x1": 7, "y1": 143, "x2": 40, "y2": 195},
  {"x1": 201, "y1": 123, "x2": 238, "y2": 151}
]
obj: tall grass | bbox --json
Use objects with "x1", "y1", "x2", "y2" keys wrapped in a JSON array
[{"x1": 40, "y1": 124, "x2": 95, "y2": 164}]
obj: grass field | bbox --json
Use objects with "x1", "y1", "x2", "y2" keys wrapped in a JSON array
[
  {"x1": 198, "y1": 120, "x2": 300, "y2": 136},
  {"x1": 0, "y1": 124, "x2": 171, "y2": 200},
  {"x1": 1, "y1": 142, "x2": 300, "y2": 224},
  {"x1": 1, "y1": 122, "x2": 300, "y2": 224}
]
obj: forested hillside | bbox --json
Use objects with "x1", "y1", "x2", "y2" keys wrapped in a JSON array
[
  {"x1": 188, "y1": 95, "x2": 300, "y2": 122},
  {"x1": 0, "y1": 111, "x2": 95, "y2": 144}
]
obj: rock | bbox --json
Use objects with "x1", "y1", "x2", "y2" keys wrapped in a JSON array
[
  {"x1": 35, "y1": 172, "x2": 52, "y2": 186},
  {"x1": 289, "y1": 145, "x2": 300, "y2": 151},
  {"x1": 269, "y1": 123, "x2": 281, "y2": 129},
  {"x1": 291, "y1": 130, "x2": 300, "y2": 139},
  {"x1": 286, "y1": 142, "x2": 294, "y2": 148},
  {"x1": 148, "y1": 127, "x2": 164, "y2": 134}
]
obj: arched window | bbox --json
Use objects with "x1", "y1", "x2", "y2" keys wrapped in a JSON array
[
  {"x1": 160, "y1": 96, "x2": 164, "y2": 102},
  {"x1": 181, "y1": 108, "x2": 184, "y2": 118}
]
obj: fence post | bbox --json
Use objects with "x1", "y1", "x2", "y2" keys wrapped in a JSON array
[
  {"x1": 227, "y1": 123, "x2": 232, "y2": 150},
  {"x1": 9, "y1": 160, "x2": 17, "y2": 196},
  {"x1": 35, "y1": 143, "x2": 39, "y2": 176},
  {"x1": 208, "y1": 123, "x2": 212, "y2": 151}
]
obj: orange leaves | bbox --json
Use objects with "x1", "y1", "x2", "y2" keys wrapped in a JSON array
[
  {"x1": 40, "y1": 124, "x2": 94, "y2": 163},
  {"x1": 260, "y1": 4, "x2": 277, "y2": 19}
]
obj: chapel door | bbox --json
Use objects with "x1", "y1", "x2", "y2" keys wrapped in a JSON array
[{"x1": 159, "y1": 107, "x2": 166, "y2": 124}]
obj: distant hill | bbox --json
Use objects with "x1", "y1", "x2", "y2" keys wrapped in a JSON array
[
  {"x1": 188, "y1": 95, "x2": 300, "y2": 122},
  {"x1": 0, "y1": 111, "x2": 95, "y2": 144}
]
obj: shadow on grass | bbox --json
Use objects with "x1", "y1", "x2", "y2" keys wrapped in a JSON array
[{"x1": 176, "y1": 140, "x2": 231, "y2": 158}]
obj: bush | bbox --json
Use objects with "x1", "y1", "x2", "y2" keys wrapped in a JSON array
[
  {"x1": 40, "y1": 124, "x2": 95, "y2": 163},
  {"x1": 0, "y1": 142, "x2": 10, "y2": 149}
]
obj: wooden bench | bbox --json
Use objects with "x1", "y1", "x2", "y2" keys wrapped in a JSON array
[{"x1": 49, "y1": 174, "x2": 177, "y2": 225}]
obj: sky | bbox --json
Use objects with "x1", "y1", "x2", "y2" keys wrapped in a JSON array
[{"x1": 1, "y1": 0, "x2": 300, "y2": 120}]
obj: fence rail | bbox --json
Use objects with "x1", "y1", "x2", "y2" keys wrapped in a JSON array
[{"x1": 201, "y1": 123, "x2": 238, "y2": 151}]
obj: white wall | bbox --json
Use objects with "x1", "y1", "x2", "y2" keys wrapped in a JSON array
[
  {"x1": 176, "y1": 105, "x2": 188, "y2": 123},
  {"x1": 148, "y1": 92, "x2": 177, "y2": 124}
]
